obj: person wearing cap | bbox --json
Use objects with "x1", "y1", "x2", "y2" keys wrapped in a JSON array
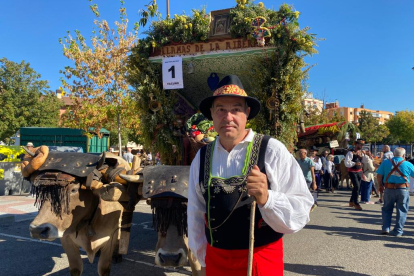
[
  {"x1": 345, "y1": 138, "x2": 366, "y2": 210},
  {"x1": 187, "y1": 75, "x2": 313, "y2": 276},
  {"x1": 376, "y1": 147, "x2": 414, "y2": 236},
  {"x1": 26, "y1": 142, "x2": 34, "y2": 152}
]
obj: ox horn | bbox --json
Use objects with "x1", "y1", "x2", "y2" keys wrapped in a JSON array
[
  {"x1": 23, "y1": 146, "x2": 36, "y2": 157},
  {"x1": 119, "y1": 174, "x2": 141, "y2": 183}
]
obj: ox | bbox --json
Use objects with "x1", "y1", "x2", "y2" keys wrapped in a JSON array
[
  {"x1": 22, "y1": 146, "x2": 142, "y2": 276},
  {"x1": 339, "y1": 159, "x2": 351, "y2": 189},
  {"x1": 134, "y1": 165, "x2": 202, "y2": 275}
]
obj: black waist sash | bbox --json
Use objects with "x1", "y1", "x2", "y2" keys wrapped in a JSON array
[{"x1": 199, "y1": 134, "x2": 283, "y2": 250}]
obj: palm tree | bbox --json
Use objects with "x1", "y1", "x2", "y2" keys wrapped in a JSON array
[{"x1": 337, "y1": 122, "x2": 360, "y2": 148}]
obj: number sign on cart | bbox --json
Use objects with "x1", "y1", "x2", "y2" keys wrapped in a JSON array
[{"x1": 162, "y1": 57, "x2": 184, "y2": 89}]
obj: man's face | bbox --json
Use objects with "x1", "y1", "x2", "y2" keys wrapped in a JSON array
[
  {"x1": 299, "y1": 150, "x2": 307, "y2": 160},
  {"x1": 27, "y1": 146, "x2": 33, "y2": 151},
  {"x1": 311, "y1": 151, "x2": 317, "y2": 157},
  {"x1": 355, "y1": 143, "x2": 363, "y2": 150},
  {"x1": 210, "y1": 97, "x2": 250, "y2": 143}
]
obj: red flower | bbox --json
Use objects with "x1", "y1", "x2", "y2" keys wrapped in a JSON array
[
  {"x1": 191, "y1": 125, "x2": 197, "y2": 129},
  {"x1": 194, "y1": 130, "x2": 201, "y2": 136},
  {"x1": 208, "y1": 126, "x2": 214, "y2": 131}
]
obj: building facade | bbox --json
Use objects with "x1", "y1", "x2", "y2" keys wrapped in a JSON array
[
  {"x1": 325, "y1": 102, "x2": 393, "y2": 124},
  {"x1": 303, "y1": 96, "x2": 324, "y2": 113}
]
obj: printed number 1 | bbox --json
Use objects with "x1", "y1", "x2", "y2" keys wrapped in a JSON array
[{"x1": 168, "y1": 65, "x2": 175, "y2": 78}]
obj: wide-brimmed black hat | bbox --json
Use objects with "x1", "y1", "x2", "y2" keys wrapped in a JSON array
[
  {"x1": 354, "y1": 138, "x2": 365, "y2": 145},
  {"x1": 199, "y1": 75, "x2": 261, "y2": 120},
  {"x1": 309, "y1": 146, "x2": 318, "y2": 152}
]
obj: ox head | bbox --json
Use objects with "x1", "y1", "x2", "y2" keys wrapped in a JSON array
[
  {"x1": 29, "y1": 177, "x2": 98, "y2": 241},
  {"x1": 150, "y1": 197, "x2": 189, "y2": 267},
  {"x1": 24, "y1": 147, "x2": 105, "y2": 241}
]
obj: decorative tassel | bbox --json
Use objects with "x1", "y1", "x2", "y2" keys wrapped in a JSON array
[
  {"x1": 32, "y1": 183, "x2": 70, "y2": 217},
  {"x1": 151, "y1": 199, "x2": 188, "y2": 237}
]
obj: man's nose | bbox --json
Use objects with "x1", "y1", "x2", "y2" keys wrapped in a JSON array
[{"x1": 223, "y1": 111, "x2": 234, "y2": 121}]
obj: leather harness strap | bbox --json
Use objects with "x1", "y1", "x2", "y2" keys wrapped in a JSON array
[{"x1": 384, "y1": 160, "x2": 408, "y2": 189}]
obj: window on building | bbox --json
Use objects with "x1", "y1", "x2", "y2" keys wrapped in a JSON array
[{"x1": 350, "y1": 111, "x2": 353, "y2": 115}]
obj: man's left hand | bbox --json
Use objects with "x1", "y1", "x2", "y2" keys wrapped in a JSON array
[
  {"x1": 246, "y1": 165, "x2": 269, "y2": 205},
  {"x1": 311, "y1": 182, "x2": 317, "y2": 191}
]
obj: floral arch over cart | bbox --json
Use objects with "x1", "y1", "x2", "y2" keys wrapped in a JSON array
[{"x1": 127, "y1": 0, "x2": 319, "y2": 165}]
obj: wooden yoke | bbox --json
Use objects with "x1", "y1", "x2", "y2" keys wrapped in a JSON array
[{"x1": 118, "y1": 154, "x2": 143, "y2": 255}]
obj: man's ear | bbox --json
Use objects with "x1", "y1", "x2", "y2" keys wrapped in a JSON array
[{"x1": 246, "y1": 106, "x2": 251, "y2": 118}]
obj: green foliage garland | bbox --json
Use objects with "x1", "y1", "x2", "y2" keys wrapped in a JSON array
[
  {"x1": 136, "y1": 8, "x2": 210, "y2": 58},
  {"x1": 129, "y1": 1, "x2": 319, "y2": 157}
]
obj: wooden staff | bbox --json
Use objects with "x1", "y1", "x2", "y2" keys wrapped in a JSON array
[{"x1": 247, "y1": 199, "x2": 256, "y2": 276}]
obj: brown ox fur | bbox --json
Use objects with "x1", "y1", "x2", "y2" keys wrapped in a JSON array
[
  {"x1": 30, "y1": 183, "x2": 126, "y2": 276},
  {"x1": 339, "y1": 159, "x2": 351, "y2": 188},
  {"x1": 150, "y1": 198, "x2": 202, "y2": 275}
]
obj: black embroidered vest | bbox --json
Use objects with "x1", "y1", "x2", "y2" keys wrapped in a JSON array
[
  {"x1": 349, "y1": 149, "x2": 362, "y2": 171},
  {"x1": 199, "y1": 133, "x2": 283, "y2": 250}
]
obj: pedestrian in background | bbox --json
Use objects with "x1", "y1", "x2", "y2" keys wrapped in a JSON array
[
  {"x1": 320, "y1": 150, "x2": 329, "y2": 189},
  {"x1": 123, "y1": 146, "x2": 134, "y2": 166},
  {"x1": 345, "y1": 139, "x2": 365, "y2": 210},
  {"x1": 377, "y1": 147, "x2": 414, "y2": 236},
  {"x1": 309, "y1": 148, "x2": 323, "y2": 191},
  {"x1": 376, "y1": 145, "x2": 394, "y2": 204},
  {"x1": 360, "y1": 151, "x2": 375, "y2": 204},
  {"x1": 324, "y1": 154, "x2": 335, "y2": 193},
  {"x1": 297, "y1": 149, "x2": 318, "y2": 211}
]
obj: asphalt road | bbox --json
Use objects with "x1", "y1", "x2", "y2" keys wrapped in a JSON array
[{"x1": 1, "y1": 189, "x2": 414, "y2": 276}]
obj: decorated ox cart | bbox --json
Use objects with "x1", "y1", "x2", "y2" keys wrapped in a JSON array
[
  {"x1": 296, "y1": 122, "x2": 346, "y2": 153},
  {"x1": 23, "y1": 1, "x2": 319, "y2": 275}
]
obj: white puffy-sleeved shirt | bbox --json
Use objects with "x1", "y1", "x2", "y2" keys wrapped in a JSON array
[
  {"x1": 187, "y1": 129, "x2": 314, "y2": 267},
  {"x1": 311, "y1": 156, "x2": 322, "y2": 171}
]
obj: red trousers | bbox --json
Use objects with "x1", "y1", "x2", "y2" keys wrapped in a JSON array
[{"x1": 205, "y1": 239, "x2": 284, "y2": 276}]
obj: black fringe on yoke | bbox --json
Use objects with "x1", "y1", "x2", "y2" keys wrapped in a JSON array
[
  {"x1": 32, "y1": 184, "x2": 70, "y2": 217},
  {"x1": 151, "y1": 199, "x2": 188, "y2": 237}
]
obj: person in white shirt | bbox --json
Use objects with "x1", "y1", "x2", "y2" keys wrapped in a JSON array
[
  {"x1": 187, "y1": 75, "x2": 313, "y2": 276},
  {"x1": 344, "y1": 139, "x2": 365, "y2": 210},
  {"x1": 309, "y1": 148, "x2": 323, "y2": 191},
  {"x1": 324, "y1": 154, "x2": 335, "y2": 193},
  {"x1": 360, "y1": 151, "x2": 376, "y2": 203}
]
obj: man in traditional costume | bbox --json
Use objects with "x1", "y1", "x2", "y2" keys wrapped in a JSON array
[
  {"x1": 187, "y1": 75, "x2": 314, "y2": 276},
  {"x1": 345, "y1": 139, "x2": 365, "y2": 210}
]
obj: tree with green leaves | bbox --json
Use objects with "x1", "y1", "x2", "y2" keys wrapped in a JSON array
[
  {"x1": 303, "y1": 106, "x2": 347, "y2": 127},
  {"x1": 60, "y1": 1, "x2": 140, "y2": 155},
  {"x1": 358, "y1": 110, "x2": 390, "y2": 155},
  {"x1": 386, "y1": 110, "x2": 414, "y2": 152},
  {"x1": 0, "y1": 58, "x2": 61, "y2": 143}
]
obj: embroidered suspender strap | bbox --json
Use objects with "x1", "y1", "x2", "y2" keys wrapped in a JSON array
[
  {"x1": 257, "y1": 135, "x2": 271, "y2": 188},
  {"x1": 199, "y1": 145, "x2": 207, "y2": 185},
  {"x1": 384, "y1": 160, "x2": 408, "y2": 184}
]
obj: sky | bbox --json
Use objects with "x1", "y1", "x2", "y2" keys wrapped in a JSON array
[{"x1": 1, "y1": 0, "x2": 413, "y2": 114}]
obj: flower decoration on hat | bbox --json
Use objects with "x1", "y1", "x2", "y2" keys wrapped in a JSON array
[{"x1": 251, "y1": 16, "x2": 271, "y2": 47}]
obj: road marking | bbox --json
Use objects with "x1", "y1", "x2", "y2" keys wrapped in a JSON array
[
  {"x1": 0, "y1": 232, "x2": 191, "y2": 275},
  {"x1": 0, "y1": 233, "x2": 62, "y2": 247}
]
